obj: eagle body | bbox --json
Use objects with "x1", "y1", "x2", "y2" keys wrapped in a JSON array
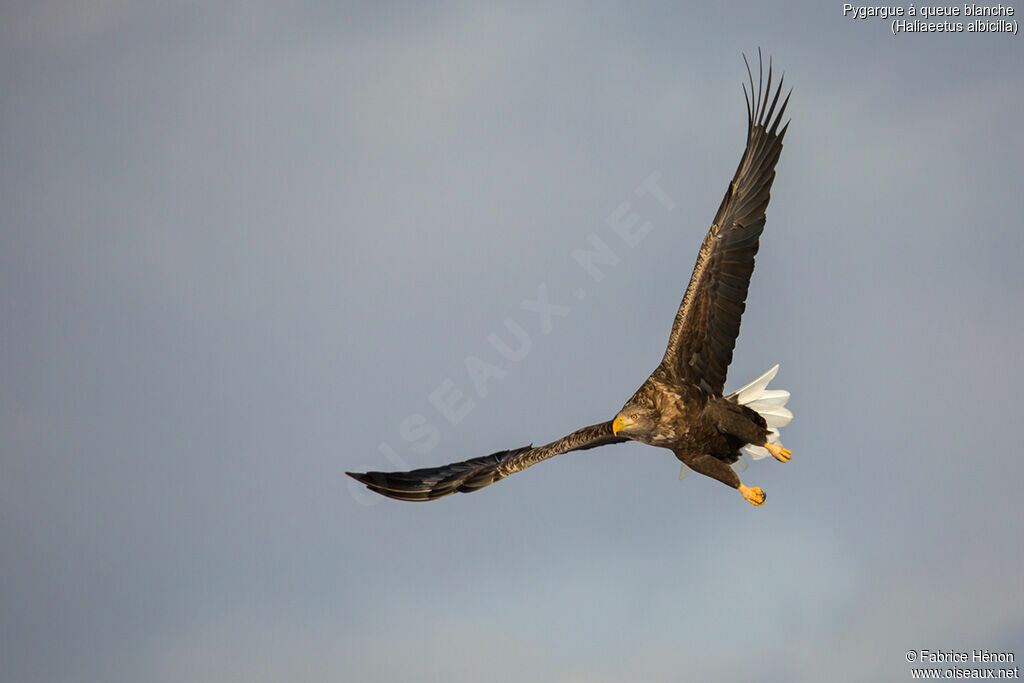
[
  {"x1": 348, "y1": 53, "x2": 795, "y2": 506},
  {"x1": 618, "y1": 369, "x2": 771, "y2": 490}
]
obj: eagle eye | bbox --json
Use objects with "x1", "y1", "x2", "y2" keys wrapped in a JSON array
[{"x1": 629, "y1": 413, "x2": 638, "y2": 420}]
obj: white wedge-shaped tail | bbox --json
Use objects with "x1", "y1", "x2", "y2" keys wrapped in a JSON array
[
  {"x1": 731, "y1": 363, "x2": 793, "y2": 460},
  {"x1": 678, "y1": 365, "x2": 793, "y2": 480}
]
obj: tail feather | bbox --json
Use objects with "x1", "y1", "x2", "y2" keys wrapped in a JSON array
[
  {"x1": 744, "y1": 390, "x2": 791, "y2": 409},
  {"x1": 750, "y1": 404, "x2": 793, "y2": 428},
  {"x1": 730, "y1": 364, "x2": 793, "y2": 461},
  {"x1": 731, "y1": 364, "x2": 779, "y2": 403}
]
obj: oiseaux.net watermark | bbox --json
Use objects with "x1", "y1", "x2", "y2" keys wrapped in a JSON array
[
  {"x1": 907, "y1": 649, "x2": 1018, "y2": 679},
  {"x1": 347, "y1": 171, "x2": 676, "y2": 505}
]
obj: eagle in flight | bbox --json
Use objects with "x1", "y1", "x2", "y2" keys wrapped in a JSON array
[{"x1": 348, "y1": 53, "x2": 794, "y2": 506}]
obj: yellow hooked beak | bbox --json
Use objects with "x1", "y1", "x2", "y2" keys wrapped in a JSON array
[{"x1": 612, "y1": 414, "x2": 634, "y2": 436}]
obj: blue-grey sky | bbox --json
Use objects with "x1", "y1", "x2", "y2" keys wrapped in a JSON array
[{"x1": 3, "y1": 2, "x2": 1023, "y2": 681}]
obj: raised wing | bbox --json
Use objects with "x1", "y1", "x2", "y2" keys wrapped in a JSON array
[
  {"x1": 660, "y1": 52, "x2": 790, "y2": 395},
  {"x1": 347, "y1": 421, "x2": 626, "y2": 501}
]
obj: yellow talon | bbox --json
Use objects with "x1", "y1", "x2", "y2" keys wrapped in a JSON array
[
  {"x1": 739, "y1": 484, "x2": 765, "y2": 506},
  {"x1": 765, "y1": 442, "x2": 792, "y2": 463}
]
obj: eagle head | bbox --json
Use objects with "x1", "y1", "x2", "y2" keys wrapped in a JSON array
[{"x1": 612, "y1": 404, "x2": 658, "y2": 438}]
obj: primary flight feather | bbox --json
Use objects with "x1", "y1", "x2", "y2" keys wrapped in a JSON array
[{"x1": 348, "y1": 52, "x2": 794, "y2": 506}]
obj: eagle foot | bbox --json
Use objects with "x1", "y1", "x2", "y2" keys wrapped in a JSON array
[
  {"x1": 764, "y1": 442, "x2": 792, "y2": 463},
  {"x1": 739, "y1": 484, "x2": 766, "y2": 506}
]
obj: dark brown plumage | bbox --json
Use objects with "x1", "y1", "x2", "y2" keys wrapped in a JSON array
[{"x1": 348, "y1": 52, "x2": 794, "y2": 506}]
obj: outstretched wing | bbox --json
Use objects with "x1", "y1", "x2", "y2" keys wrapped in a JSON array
[
  {"x1": 660, "y1": 52, "x2": 790, "y2": 396},
  {"x1": 347, "y1": 421, "x2": 626, "y2": 502}
]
